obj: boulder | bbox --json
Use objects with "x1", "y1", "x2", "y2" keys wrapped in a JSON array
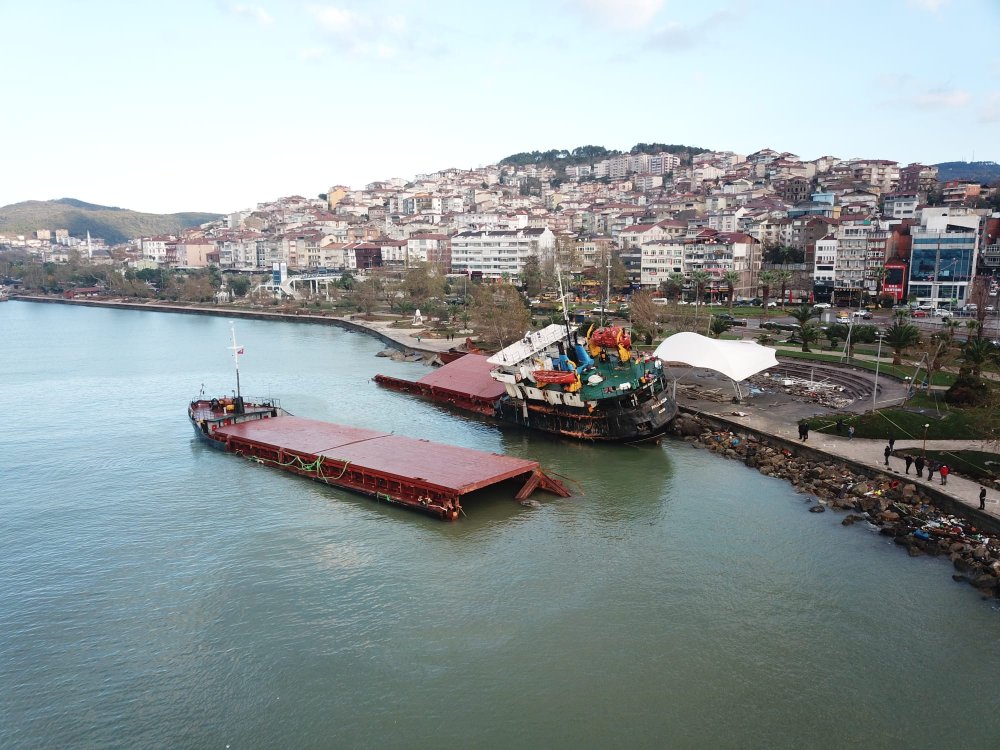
[{"x1": 809, "y1": 505, "x2": 826, "y2": 513}]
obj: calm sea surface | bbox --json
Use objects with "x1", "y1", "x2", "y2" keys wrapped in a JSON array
[{"x1": 3, "y1": 301, "x2": 1000, "y2": 749}]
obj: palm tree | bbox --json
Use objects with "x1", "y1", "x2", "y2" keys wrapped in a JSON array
[
  {"x1": 883, "y1": 321, "x2": 921, "y2": 365},
  {"x1": 775, "y1": 269, "x2": 793, "y2": 307},
  {"x1": 788, "y1": 304, "x2": 817, "y2": 327},
  {"x1": 708, "y1": 317, "x2": 730, "y2": 339},
  {"x1": 757, "y1": 270, "x2": 778, "y2": 321},
  {"x1": 960, "y1": 338, "x2": 996, "y2": 378},
  {"x1": 662, "y1": 272, "x2": 685, "y2": 302},
  {"x1": 798, "y1": 321, "x2": 821, "y2": 353},
  {"x1": 723, "y1": 270, "x2": 741, "y2": 313},
  {"x1": 689, "y1": 269, "x2": 711, "y2": 322},
  {"x1": 825, "y1": 322, "x2": 850, "y2": 351}
]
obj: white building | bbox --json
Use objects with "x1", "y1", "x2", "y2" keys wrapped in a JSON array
[{"x1": 450, "y1": 228, "x2": 554, "y2": 282}]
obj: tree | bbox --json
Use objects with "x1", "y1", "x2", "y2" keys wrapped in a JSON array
[
  {"x1": 825, "y1": 323, "x2": 850, "y2": 351},
  {"x1": 787, "y1": 304, "x2": 817, "y2": 327},
  {"x1": 708, "y1": 317, "x2": 730, "y2": 339},
  {"x1": 352, "y1": 283, "x2": 378, "y2": 315},
  {"x1": 629, "y1": 290, "x2": 661, "y2": 344},
  {"x1": 661, "y1": 272, "x2": 685, "y2": 302},
  {"x1": 722, "y1": 270, "x2": 741, "y2": 313},
  {"x1": 689, "y1": 270, "x2": 711, "y2": 321},
  {"x1": 775, "y1": 269, "x2": 793, "y2": 306},
  {"x1": 959, "y1": 337, "x2": 996, "y2": 379},
  {"x1": 339, "y1": 272, "x2": 354, "y2": 290},
  {"x1": 230, "y1": 275, "x2": 251, "y2": 297},
  {"x1": 757, "y1": 270, "x2": 778, "y2": 319},
  {"x1": 470, "y1": 283, "x2": 531, "y2": 349},
  {"x1": 403, "y1": 262, "x2": 444, "y2": 306},
  {"x1": 521, "y1": 256, "x2": 543, "y2": 297},
  {"x1": 883, "y1": 321, "x2": 921, "y2": 365},
  {"x1": 798, "y1": 321, "x2": 821, "y2": 353}
]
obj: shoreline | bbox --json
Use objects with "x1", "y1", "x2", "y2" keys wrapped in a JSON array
[
  {"x1": 678, "y1": 412, "x2": 1000, "y2": 598},
  {"x1": 11, "y1": 294, "x2": 456, "y2": 355},
  {"x1": 13, "y1": 293, "x2": 1000, "y2": 596}
]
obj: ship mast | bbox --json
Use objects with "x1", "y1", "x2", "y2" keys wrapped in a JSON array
[
  {"x1": 555, "y1": 262, "x2": 573, "y2": 345},
  {"x1": 602, "y1": 250, "x2": 612, "y2": 328},
  {"x1": 227, "y1": 323, "x2": 243, "y2": 398}
]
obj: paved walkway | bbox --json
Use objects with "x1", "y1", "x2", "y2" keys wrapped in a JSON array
[{"x1": 689, "y1": 400, "x2": 999, "y2": 521}]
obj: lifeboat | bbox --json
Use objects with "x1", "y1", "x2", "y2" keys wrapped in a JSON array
[{"x1": 532, "y1": 369, "x2": 578, "y2": 385}]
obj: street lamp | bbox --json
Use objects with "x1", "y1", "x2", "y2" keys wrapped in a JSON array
[
  {"x1": 872, "y1": 332, "x2": 885, "y2": 411},
  {"x1": 922, "y1": 423, "x2": 930, "y2": 456}
]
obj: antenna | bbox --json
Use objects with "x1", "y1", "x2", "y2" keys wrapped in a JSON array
[{"x1": 227, "y1": 323, "x2": 243, "y2": 398}]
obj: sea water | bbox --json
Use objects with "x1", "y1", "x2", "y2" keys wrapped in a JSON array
[{"x1": 3, "y1": 301, "x2": 1000, "y2": 749}]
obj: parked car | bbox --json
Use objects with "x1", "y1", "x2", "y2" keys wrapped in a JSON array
[
  {"x1": 761, "y1": 321, "x2": 799, "y2": 332},
  {"x1": 933, "y1": 309, "x2": 953, "y2": 318},
  {"x1": 713, "y1": 313, "x2": 748, "y2": 327},
  {"x1": 812, "y1": 302, "x2": 832, "y2": 309},
  {"x1": 911, "y1": 310, "x2": 928, "y2": 317}
]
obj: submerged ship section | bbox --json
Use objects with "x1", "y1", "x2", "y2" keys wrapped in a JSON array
[
  {"x1": 376, "y1": 323, "x2": 678, "y2": 442},
  {"x1": 487, "y1": 323, "x2": 677, "y2": 441}
]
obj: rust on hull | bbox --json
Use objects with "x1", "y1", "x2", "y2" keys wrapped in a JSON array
[{"x1": 191, "y1": 404, "x2": 570, "y2": 520}]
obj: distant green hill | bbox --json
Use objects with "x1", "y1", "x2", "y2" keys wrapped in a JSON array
[
  {"x1": 499, "y1": 142, "x2": 706, "y2": 173},
  {"x1": 933, "y1": 161, "x2": 1000, "y2": 185},
  {"x1": 0, "y1": 198, "x2": 221, "y2": 245}
]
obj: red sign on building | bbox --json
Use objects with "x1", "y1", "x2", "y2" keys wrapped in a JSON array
[{"x1": 882, "y1": 261, "x2": 907, "y2": 302}]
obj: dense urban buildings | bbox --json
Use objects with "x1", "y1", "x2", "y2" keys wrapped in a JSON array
[{"x1": 4, "y1": 149, "x2": 999, "y2": 307}]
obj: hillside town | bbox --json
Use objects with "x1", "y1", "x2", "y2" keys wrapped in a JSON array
[{"x1": 3, "y1": 148, "x2": 1000, "y2": 308}]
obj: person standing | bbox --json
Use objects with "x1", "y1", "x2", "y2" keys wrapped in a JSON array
[
  {"x1": 836, "y1": 418, "x2": 844, "y2": 434},
  {"x1": 884, "y1": 445, "x2": 891, "y2": 466},
  {"x1": 981, "y1": 487, "x2": 988, "y2": 510},
  {"x1": 939, "y1": 464, "x2": 949, "y2": 485},
  {"x1": 800, "y1": 422, "x2": 809, "y2": 441},
  {"x1": 904, "y1": 455, "x2": 914, "y2": 474},
  {"x1": 848, "y1": 425, "x2": 855, "y2": 440},
  {"x1": 915, "y1": 456, "x2": 925, "y2": 478},
  {"x1": 888, "y1": 437, "x2": 896, "y2": 452},
  {"x1": 926, "y1": 461, "x2": 936, "y2": 482}
]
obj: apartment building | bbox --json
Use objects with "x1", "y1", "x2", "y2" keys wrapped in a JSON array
[{"x1": 450, "y1": 227, "x2": 554, "y2": 282}]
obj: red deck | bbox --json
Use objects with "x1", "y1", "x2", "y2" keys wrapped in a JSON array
[
  {"x1": 208, "y1": 415, "x2": 570, "y2": 519},
  {"x1": 374, "y1": 353, "x2": 506, "y2": 417},
  {"x1": 216, "y1": 416, "x2": 539, "y2": 494},
  {"x1": 415, "y1": 354, "x2": 506, "y2": 399}
]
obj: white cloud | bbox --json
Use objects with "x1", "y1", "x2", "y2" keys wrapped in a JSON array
[
  {"x1": 308, "y1": 5, "x2": 361, "y2": 36},
  {"x1": 297, "y1": 47, "x2": 328, "y2": 61},
  {"x1": 571, "y1": 0, "x2": 665, "y2": 29},
  {"x1": 226, "y1": 3, "x2": 273, "y2": 26},
  {"x1": 646, "y1": 8, "x2": 738, "y2": 52},
  {"x1": 979, "y1": 93, "x2": 1000, "y2": 123},
  {"x1": 906, "y1": 89, "x2": 971, "y2": 109},
  {"x1": 304, "y1": 4, "x2": 435, "y2": 59}
]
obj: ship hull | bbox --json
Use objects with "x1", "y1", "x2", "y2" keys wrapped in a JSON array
[{"x1": 493, "y1": 388, "x2": 677, "y2": 442}]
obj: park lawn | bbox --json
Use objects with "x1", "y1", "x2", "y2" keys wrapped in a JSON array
[
  {"x1": 888, "y1": 449, "x2": 1000, "y2": 484},
  {"x1": 808, "y1": 402, "x2": 998, "y2": 441}
]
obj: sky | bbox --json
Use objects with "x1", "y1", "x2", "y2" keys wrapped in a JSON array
[{"x1": 2, "y1": 0, "x2": 999, "y2": 215}]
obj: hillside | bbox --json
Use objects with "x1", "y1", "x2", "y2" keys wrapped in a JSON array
[
  {"x1": 499, "y1": 142, "x2": 707, "y2": 173},
  {"x1": 0, "y1": 198, "x2": 221, "y2": 245},
  {"x1": 933, "y1": 161, "x2": 1000, "y2": 185}
]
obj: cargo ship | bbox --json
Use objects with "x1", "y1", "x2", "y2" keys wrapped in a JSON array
[
  {"x1": 189, "y1": 325, "x2": 570, "y2": 520},
  {"x1": 376, "y1": 321, "x2": 677, "y2": 442}
]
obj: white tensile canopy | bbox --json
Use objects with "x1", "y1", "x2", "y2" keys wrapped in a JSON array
[{"x1": 653, "y1": 332, "x2": 778, "y2": 383}]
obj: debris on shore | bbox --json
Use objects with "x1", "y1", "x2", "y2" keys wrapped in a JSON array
[{"x1": 685, "y1": 417, "x2": 1000, "y2": 599}]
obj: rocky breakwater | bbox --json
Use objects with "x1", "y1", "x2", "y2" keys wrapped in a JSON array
[{"x1": 673, "y1": 414, "x2": 1000, "y2": 600}]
